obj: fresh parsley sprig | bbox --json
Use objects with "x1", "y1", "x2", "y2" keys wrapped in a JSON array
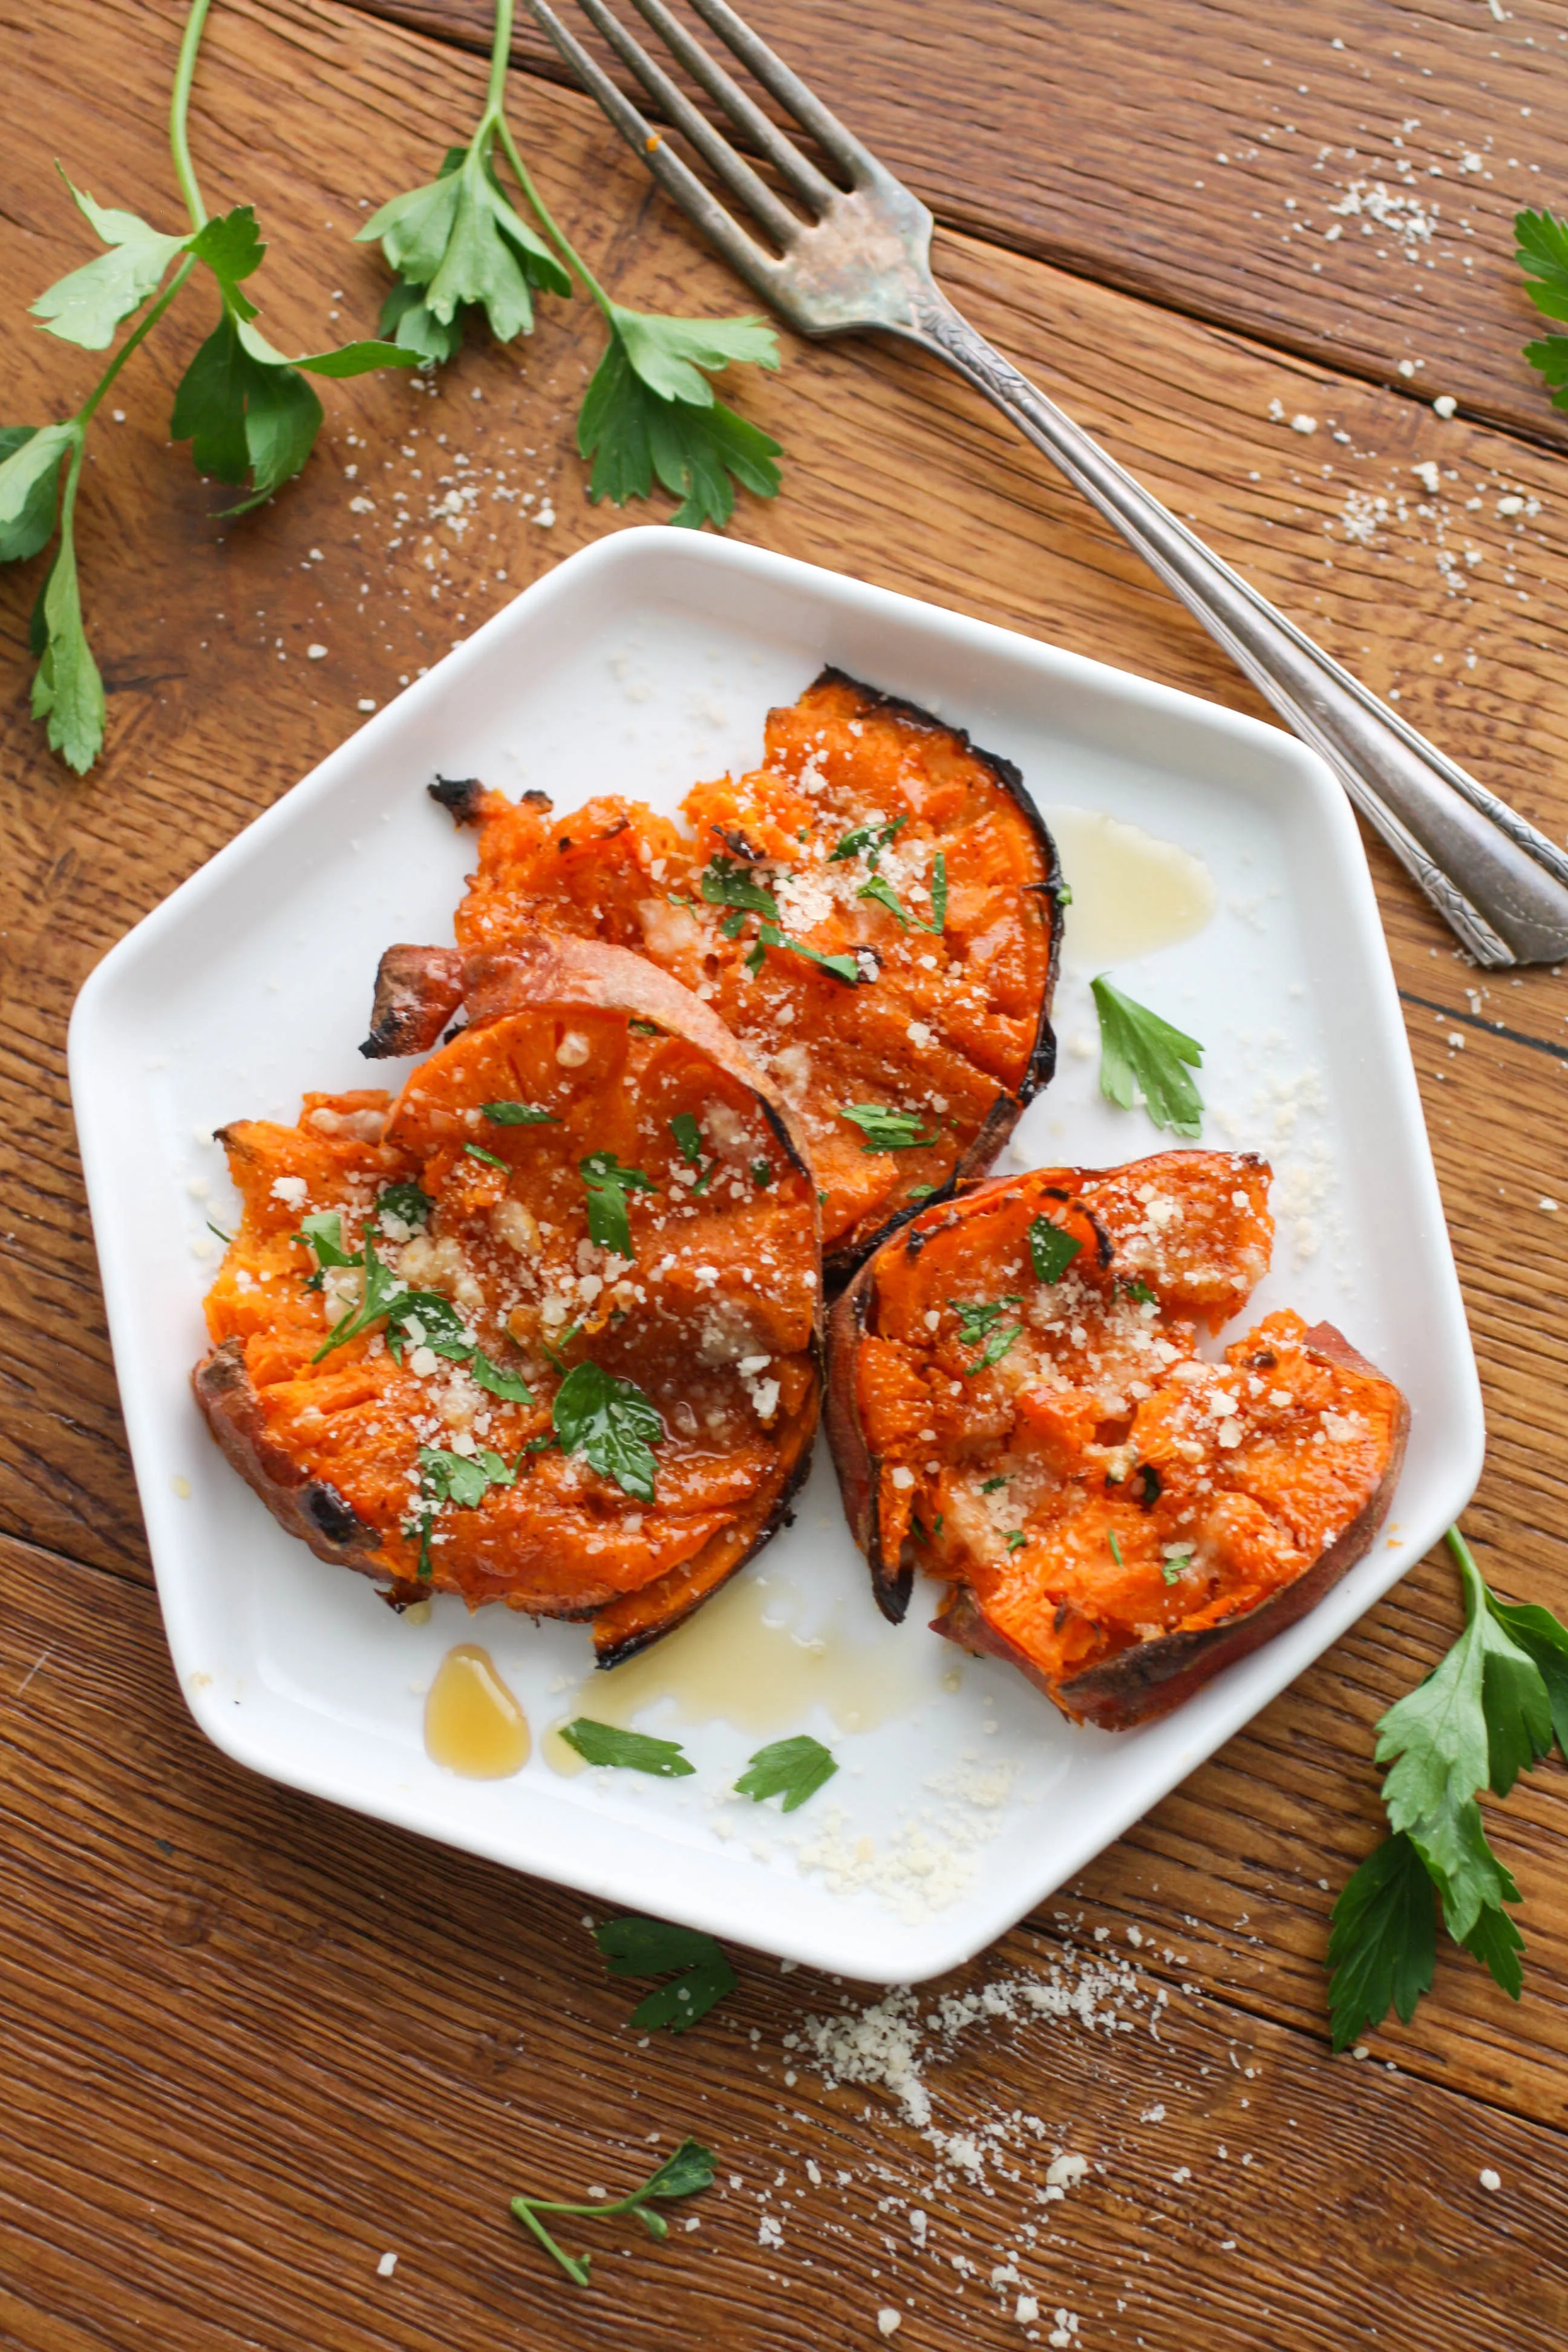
[
  {"x1": 361, "y1": 0, "x2": 783, "y2": 529},
  {"x1": 593, "y1": 1915, "x2": 737, "y2": 2036},
  {"x1": 1515, "y1": 209, "x2": 1568, "y2": 411},
  {"x1": 509, "y1": 2137, "x2": 716, "y2": 2287},
  {"x1": 1091, "y1": 975, "x2": 1204, "y2": 1139},
  {"x1": 2, "y1": 0, "x2": 411, "y2": 774},
  {"x1": 1327, "y1": 1526, "x2": 1568, "y2": 2050}
]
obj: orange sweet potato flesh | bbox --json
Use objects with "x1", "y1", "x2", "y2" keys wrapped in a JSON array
[
  {"x1": 370, "y1": 671, "x2": 1063, "y2": 1279},
  {"x1": 195, "y1": 936, "x2": 822, "y2": 1661},
  {"x1": 826, "y1": 1152, "x2": 1408, "y2": 1730}
]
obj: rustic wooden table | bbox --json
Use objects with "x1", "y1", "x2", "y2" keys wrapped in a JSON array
[{"x1": 5, "y1": 0, "x2": 1568, "y2": 2342}]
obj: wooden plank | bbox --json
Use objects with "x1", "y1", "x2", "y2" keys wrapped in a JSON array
[
  {"x1": 5, "y1": 1533, "x2": 1568, "y2": 2351},
  {"x1": 352, "y1": 0, "x2": 1568, "y2": 446},
  {"x1": 3, "y1": 0, "x2": 1568, "y2": 2160}
]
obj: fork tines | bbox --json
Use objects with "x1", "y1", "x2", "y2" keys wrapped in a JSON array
[{"x1": 528, "y1": 0, "x2": 872, "y2": 293}]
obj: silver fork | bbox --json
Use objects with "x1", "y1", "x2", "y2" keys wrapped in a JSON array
[{"x1": 531, "y1": 0, "x2": 1568, "y2": 967}]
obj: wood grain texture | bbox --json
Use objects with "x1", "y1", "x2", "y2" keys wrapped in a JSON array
[
  {"x1": 356, "y1": 0, "x2": 1568, "y2": 443},
  {"x1": 3, "y1": 0, "x2": 1568, "y2": 2339},
  {"x1": 4, "y1": 1534, "x2": 1568, "y2": 2352}
]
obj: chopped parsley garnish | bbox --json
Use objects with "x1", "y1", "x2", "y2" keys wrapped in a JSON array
[
  {"x1": 1107, "y1": 1528, "x2": 1125, "y2": 1568},
  {"x1": 510, "y1": 2134, "x2": 716, "y2": 2286},
  {"x1": 751, "y1": 1160, "x2": 774, "y2": 1188},
  {"x1": 1028, "y1": 1214, "x2": 1082, "y2": 1285},
  {"x1": 840, "y1": 1103, "x2": 941, "y2": 1152},
  {"x1": 907, "y1": 1182, "x2": 936, "y2": 1201},
  {"x1": 699, "y1": 852, "x2": 779, "y2": 921},
  {"x1": 593, "y1": 1915, "x2": 737, "y2": 2036},
  {"x1": 482, "y1": 1099, "x2": 559, "y2": 1125},
  {"x1": 309, "y1": 1232, "x2": 409, "y2": 1361},
  {"x1": 627, "y1": 1016, "x2": 664, "y2": 1037},
  {"x1": 552, "y1": 1360, "x2": 662, "y2": 1502},
  {"x1": 1135, "y1": 1463, "x2": 1163, "y2": 1509},
  {"x1": 857, "y1": 854, "x2": 946, "y2": 935},
  {"x1": 669, "y1": 1112, "x2": 704, "y2": 1165},
  {"x1": 1161, "y1": 1549, "x2": 1193, "y2": 1585},
  {"x1": 829, "y1": 814, "x2": 906, "y2": 868},
  {"x1": 1005, "y1": 1530, "x2": 1027, "y2": 1552},
  {"x1": 464, "y1": 1142, "x2": 509, "y2": 1169},
  {"x1": 580, "y1": 1150, "x2": 658, "y2": 1258},
  {"x1": 560, "y1": 1718, "x2": 694, "y2": 1777},
  {"x1": 755, "y1": 922, "x2": 861, "y2": 985},
  {"x1": 733, "y1": 1734, "x2": 838, "y2": 1813},
  {"x1": 411, "y1": 1439, "x2": 522, "y2": 1578},
  {"x1": 1119, "y1": 1275, "x2": 1157, "y2": 1306},
  {"x1": 952, "y1": 1299, "x2": 1018, "y2": 1346},
  {"x1": 297, "y1": 1210, "x2": 358, "y2": 1275},
  {"x1": 418, "y1": 1441, "x2": 520, "y2": 1510},
  {"x1": 981, "y1": 1475, "x2": 1008, "y2": 1494},
  {"x1": 1091, "y1": 975, "x2": 1204, "y2": 1140},
  {"x1": 857, "y1": 873, "x2": 913, "y2": 927},
  {"x1": 371, "y1": 1181, "x2": 433, "y2": 1228},
  {"x1": 927, "y1": 850, "x2": 949, "y2": 931}
]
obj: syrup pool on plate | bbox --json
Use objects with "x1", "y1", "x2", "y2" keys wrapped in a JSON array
[
  {"x1": 425, "y1": 1644, "x2": 531, "y2": 1779},
  {"x1": 541, "y1": 1567, "x2": 935, "y2": 1774},
  {"x1": 1044, "y1": 806, "x2": 1216, "y2": 968}
]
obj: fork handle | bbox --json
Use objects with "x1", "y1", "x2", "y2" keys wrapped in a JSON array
[{"x1": 910, "y1": 290, "x2": 1568, "y2": 967}]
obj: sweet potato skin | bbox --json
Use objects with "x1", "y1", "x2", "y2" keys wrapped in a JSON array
[
  {"x1": 942, "y1": 1322, "x2": 1410, "y2": 1730},
  {"x1": 392, "y1": 668, "x2": 1065, "y2": 1279},
  {"x1": 361, "y1": 944, "x2": 465, "y2": 1059},
  {"x1": 193, "y1": 1336, "x2": 385, "y2": 1570},
  {"x1": 197, "y1": 936, "x2": 823, "y2": 1646}
]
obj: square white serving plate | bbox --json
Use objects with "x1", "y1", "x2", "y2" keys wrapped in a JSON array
[{"x1": 70, "y1": 528, "x2": 1483, "y2": 1984}]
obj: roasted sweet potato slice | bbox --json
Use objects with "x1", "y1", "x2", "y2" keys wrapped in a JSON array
[
  {"x1": 367, "y1": 669, "x2": 1063, "y2": 1279},
  {"x1": 196, "y1": 938, "x2": 822, "y2": 1658},
  {"x1": 826, "y1": 1152, "x2": 1408, "y2": 1730}
]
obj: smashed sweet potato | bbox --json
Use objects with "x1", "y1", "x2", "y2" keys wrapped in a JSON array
[
  {"x1": 195, "y1": 936, "x2": 822, "y2": 1664},
  {"x1": 364, "y1": 670, "x2": 1063, "y2": 1279},
  {"x1": 826, "y1": 1151, "x2": 1408, "y2": 1730}
]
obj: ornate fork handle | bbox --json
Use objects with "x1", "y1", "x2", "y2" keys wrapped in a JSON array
[{"x1": 910, "y1": 287, "x2": 1568, "y2": 967}]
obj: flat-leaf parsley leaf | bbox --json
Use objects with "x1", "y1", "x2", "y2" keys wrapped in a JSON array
[
  {"x1": 734, "y1": 1734, "x2": 838, "y2": 1813},
  {"x1": 552, "y1": 1359, "x2": 662, "y2": 1502},
  {"x1": 593, "y1": 1914, "x2": 737, "y2": 2034},
  {"x1": 1090, "y1": 975, "x2": 1204, "y2": 1139}
]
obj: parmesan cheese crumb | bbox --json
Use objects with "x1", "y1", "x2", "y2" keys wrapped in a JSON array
[{"x1": 876, "y1": 2311, "x2": 902, "y2": 2337}]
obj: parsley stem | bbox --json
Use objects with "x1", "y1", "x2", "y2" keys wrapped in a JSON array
[
  {"x1": 169, "y1": 0, "x2": 216, "y2": 230},
  {"x1": 74, "y1": 262, "x2": 198, "y2": 430},
  {"x1": 508, "y1": 2197, "x2": 590, "y2": 2287},
  {"x1": 1444, "y1": 1523, "x2": 1486, "y2": 1618},
  {"x1": 494, "y1": 113, "x2": 612, "y2": 314},
  {"x1": 486, "y1": 0, "x2": 514, "y2": 117}
]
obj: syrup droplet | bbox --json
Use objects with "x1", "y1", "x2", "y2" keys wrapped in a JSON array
[
  {"x1": 1045, "y1": 806, "x2": 1217, "y2": 969},
  {"x1": 424, "y1": 1644, "x2": 530, "y2": 1779}
]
